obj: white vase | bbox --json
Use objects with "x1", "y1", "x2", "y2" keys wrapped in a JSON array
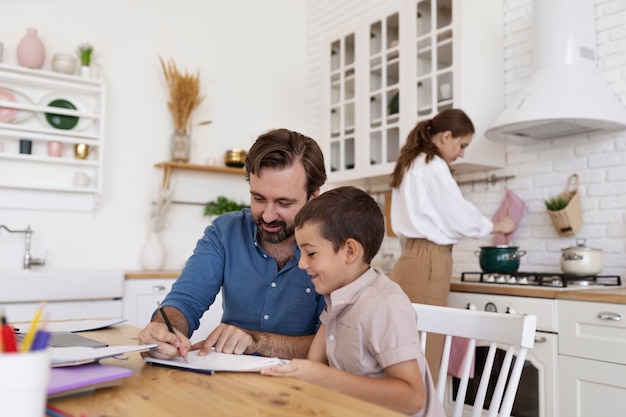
[{"x1": 140, "y1": 232, "x2": 166, "y2": 270}]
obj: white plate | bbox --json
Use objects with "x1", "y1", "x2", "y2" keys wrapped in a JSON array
[
  {"x1": 0, "y1": 87, "x2": 33, "y2": 123},
  {"x1": 37, "y1": 92, "x2": 93, "y2": 131}
]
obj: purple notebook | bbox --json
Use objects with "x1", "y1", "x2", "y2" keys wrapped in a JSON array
[{"x1": 48, "y1": 363, "x2": 133, "y2": 398}]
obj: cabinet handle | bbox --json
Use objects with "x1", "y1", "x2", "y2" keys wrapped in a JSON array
[
  {"x1": 152, "y1": 285, "x2": 167, "y2": 292},
  {"x1": 596, "y1": 311, "x2": 622, "y2": 321},
  {"x1": 534, "y1": 336, "x2": 547, "y2": 343}
]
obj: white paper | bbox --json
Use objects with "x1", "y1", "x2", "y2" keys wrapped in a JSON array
[
  {"x1": 50, "y1": 344, "x2": 158, "y2": 367},
  {"x1": 144, "y1": 349, "x2": 288, "y2": 373}
]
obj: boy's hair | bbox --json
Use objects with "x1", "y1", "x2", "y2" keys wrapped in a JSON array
[{"x1": 294, "y1": 186, "x2": 384, "y2": 264}]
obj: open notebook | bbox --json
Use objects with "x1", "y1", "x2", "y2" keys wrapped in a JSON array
[{"x1": 144, "y1": 349, "x2": 287, "y2": 374}]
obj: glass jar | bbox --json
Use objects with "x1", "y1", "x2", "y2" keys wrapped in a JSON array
[{"x1": 171, "y1": 129, "x2": 190, "y2": 162}]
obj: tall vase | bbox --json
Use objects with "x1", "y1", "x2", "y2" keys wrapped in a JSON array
[
  {"x1": 140, "y1": 232, "x2": 166, "y2": 271},
  {"x1": 16, "y1": 28, "x2": 46, "y2": 69},
  {"x1": 171, "y1": 129, "x2": 191, "y2": 162}
]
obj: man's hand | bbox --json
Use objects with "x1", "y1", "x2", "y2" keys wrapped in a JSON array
[
  {"x1": 138, "y1": 321, "x2": 192, "y2": 360},
  {"x1": 193, "y1": 323, "x2": 256, "y2": 356}
]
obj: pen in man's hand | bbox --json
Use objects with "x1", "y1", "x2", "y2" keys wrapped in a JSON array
[{"x1": 156, "y1": 301, "x2": 188, "y2": 363}]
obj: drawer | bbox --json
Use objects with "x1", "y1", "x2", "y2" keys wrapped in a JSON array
[{"x1": 558, "y1": 299, "x2": 626, "y2": 365}]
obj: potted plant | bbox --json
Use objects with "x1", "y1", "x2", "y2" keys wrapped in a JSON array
[
  {"x1": 204, "y1": 196, "x2": 249, "y2": 217},
  {"x1": 77, "y1": 43, "x2": 94, "y2": 77}
]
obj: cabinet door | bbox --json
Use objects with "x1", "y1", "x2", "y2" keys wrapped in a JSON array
[
  {"x1": 559, "y1": 355, "x2": 626, "y2": 417},
  {"x1": 327, "y1": 27, "x2": 357, "y2": 177},
  {"x1": 123, "y1": 278, "x2": 223, "y2": 343},
  {"x1": 558, "y1": 300, "x2": 626, "y2": 365},
  {"x1": 123, "y1": 279, "x2": 176, "y2": 328}
]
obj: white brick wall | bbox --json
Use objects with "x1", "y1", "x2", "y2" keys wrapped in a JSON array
[{"x1": 306, "y1": 0, "x2": 626, "y2": 278}]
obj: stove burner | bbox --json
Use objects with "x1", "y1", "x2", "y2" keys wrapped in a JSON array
[{"x1": 461, "y1": 272, "x2": 622, "y2": 287}]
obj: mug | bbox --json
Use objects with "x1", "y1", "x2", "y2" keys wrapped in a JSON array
[
  {"x1": 73, "y1": 171, "x2": 91, "y2": 187},
  {"x1": 19, "y1": 139, "x2": 32, "y2": 154},
  {"x1": 47, "y1": 141, "x2": 62, "y2": 157},
  {"x1": 74, "y1": 143, "x2": 92, "y2": 160}
]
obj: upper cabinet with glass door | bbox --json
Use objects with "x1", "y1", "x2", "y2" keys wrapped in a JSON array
[
  {"x1": 409, "y1": 0, "x2": 505, "y2": 173},
  {"x1": 328, "y1": 28, "x2": 356, "y2": 177},
  {"x1": 323, "y1": 0, "x2": 504, "y2": 183}
]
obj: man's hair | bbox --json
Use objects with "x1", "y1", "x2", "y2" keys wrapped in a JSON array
[
  {"x1": 295, "y1": 186, "x2": 384, "y2": 263},
  {"x1": 245, "y1": 128, "x2": 327, "y2": 199}
]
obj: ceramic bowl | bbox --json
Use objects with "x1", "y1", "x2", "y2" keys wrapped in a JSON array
[{"x1": 51, "y1": 53, "x2": 77, "y2": 74}]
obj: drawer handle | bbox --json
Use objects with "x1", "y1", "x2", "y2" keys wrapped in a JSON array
[
  {"x1": 534, "y1": 336, "x2": 547, "y2": 343},
  {"x1": 152, "y1": 285, "x2": 167, "y2": 292},
  {"x1": 596, "y1": 311, "x2": 622, "y2": 321}
]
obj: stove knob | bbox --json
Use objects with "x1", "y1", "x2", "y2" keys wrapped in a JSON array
[
  {"x1": 518, "y1": 277, "x2": 529, "y2": 285},
  {"x1": 486, "y1": 275, "x2": 496, "y2": 283},
  {"x1": 497, "y1": 276, "x2": 506, "y2": 283},
  {"x1": 506, "y1": 306, "x2": 517, "y2": 315},
  {"x1": 508, "y1": 276, "x2": 517, "y2": 284},
  {"x1": 466, "y1": 303, "x2": 477, "y2": 311}
]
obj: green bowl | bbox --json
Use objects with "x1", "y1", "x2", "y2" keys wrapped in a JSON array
[{"x1": 45, "y1": 99, "x2": 79, "y2": 130}]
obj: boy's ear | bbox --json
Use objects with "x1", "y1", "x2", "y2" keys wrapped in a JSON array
[{"x1": 343, "y1": 238, "x2": 362, "y2": 264}]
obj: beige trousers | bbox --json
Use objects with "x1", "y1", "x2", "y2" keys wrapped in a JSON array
[{"x1": 390, "y1": 238, "x2": 453, "y2": 383}]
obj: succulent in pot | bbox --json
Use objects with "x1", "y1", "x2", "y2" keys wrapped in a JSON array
[
  {"x1": 561, "y1": 238, "x2": 603, "y2": 276},
  {"x1": 475, "y1": 246, "x2": 527, "y2": 274}
]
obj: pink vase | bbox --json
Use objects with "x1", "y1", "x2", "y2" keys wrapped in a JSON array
[{"x1": 16, "y1": 28, "x2": 46, "y2": 69}]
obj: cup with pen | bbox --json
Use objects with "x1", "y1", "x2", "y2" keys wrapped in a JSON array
[{"x1": 0, "y1": 304, "x2": 51, "y2": 417}]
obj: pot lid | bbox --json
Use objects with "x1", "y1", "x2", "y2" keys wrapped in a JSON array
[{"x1": 562, "y1": 238, "x2": 602, "y2": 252}]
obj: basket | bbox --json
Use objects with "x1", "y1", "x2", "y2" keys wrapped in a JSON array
[{"x1": 547, "y1": 174, "x2": 582, "y2": 237}]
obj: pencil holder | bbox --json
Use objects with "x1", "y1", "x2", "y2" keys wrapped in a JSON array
[{"x1": 0, "y1": 350, "x2": 50, "y2": 417}]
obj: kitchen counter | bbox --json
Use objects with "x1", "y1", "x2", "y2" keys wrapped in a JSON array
[
  {"x1": 451, "y1": 280, "x2": 626, "y2": 304},
  {"x1": 125, "y1": 270, "x2": 180, "y2": 279}
]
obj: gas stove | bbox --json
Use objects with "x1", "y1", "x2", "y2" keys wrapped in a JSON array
[{"x1": 460, "y1": 271, "x2": 622, "y2": 288}]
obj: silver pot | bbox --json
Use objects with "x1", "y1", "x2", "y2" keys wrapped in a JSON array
[{"x1": 561, "y1": 238, "x2": 603, "y2": 276}]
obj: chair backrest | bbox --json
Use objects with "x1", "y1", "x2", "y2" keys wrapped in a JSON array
[{"x1": 413, "y1": 303, "x2": 537, "y2": 417}]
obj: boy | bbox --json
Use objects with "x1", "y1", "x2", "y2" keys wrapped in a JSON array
[{"x1": 261, "y1": 186, "x2": 445, "y2": 417}]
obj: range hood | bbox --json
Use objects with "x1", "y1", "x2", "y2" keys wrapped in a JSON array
[{"x1": 485, "y1": 0, "x2": 626, "y2": 143}]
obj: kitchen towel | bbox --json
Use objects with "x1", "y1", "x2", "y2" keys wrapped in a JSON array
[
  {"x1": 447, "y1": 336, "x2": 475, "y2": 379},
  {"x1": 492, "y1": 189, "x2": 525, "y2": 245}
]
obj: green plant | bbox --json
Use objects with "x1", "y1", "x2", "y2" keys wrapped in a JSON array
[
  {"x1": 77, "y1": 43, "x2": 94, "y2": 66},
  {"x1": 204, "y1": 196, "x2": 249, "y2": 216},
  {"x1": 544, "y1": 195, "x2": 568, "y2": 211}
]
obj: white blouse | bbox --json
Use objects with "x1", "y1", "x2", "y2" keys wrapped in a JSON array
[{"x1": 391, "y1": 154, "x2": 493, "y2": 245}]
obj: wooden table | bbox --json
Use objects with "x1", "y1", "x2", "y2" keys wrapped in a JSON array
[{"x1": 48, "y1": 324, "x2": 406, "y2": 417}]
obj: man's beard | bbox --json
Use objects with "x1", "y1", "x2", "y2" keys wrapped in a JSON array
[{"x1": 256, "y1": 217, "x2": 295, "y2": 244}]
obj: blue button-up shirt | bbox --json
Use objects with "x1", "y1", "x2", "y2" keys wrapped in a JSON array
[{"x1": 161, "y1": 209, "x2": 325, "y2": 338}]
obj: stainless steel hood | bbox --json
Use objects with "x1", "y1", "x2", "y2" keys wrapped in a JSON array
[{"x1": 485, "y1": 0, "x2": 626, "y2": 143}]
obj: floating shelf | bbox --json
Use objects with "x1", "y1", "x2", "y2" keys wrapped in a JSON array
[{"x1": 154, "y1": 161, "x2": 245, "y2": 187}]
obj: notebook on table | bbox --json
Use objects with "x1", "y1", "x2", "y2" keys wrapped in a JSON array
[{"x1": 48, "y1": 363, "x2": 133, "y2": 398}]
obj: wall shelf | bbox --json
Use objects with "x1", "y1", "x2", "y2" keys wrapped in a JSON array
[{"x1": 154, "y1": 161, "x2": 245, "y2": 187}]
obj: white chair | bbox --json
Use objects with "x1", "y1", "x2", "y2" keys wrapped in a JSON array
[{"x1": 413, "y1": 303, "x2": 537, "y2": 417}]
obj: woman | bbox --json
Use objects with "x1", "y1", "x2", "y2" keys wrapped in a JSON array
[{"x1": 389, "y1": 109, "x2": 515, "y2": 376}]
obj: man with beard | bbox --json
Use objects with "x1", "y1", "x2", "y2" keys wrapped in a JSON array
[{"x1": 139, "y1": 128, "x2": 327, "y2": 360}]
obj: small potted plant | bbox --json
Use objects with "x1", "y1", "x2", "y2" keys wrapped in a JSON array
[
  {"x1": 204, "y1": 196, "x2": 249, "y2": 218},
  {"x1": 77, "y1": 43, "x2": 94, "y2": 77}
]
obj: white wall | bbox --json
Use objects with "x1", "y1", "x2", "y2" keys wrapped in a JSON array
[
  {"x1": 0, "y1": 0, "x2": 308, "y2": 271},
  {"x1": 306, "y1": 0, "x2": 626, "y2": 278}
]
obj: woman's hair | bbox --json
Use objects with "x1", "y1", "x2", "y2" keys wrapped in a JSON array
[
  {"x1": 390, "y1": 109, "x2": 474, "y2": 188},
  {"x1": 245, "y1": 128, "x2": 327, "y2": 199},
  {"x1": 294, "y1": 186, "x2": 384, "y2": 264}
]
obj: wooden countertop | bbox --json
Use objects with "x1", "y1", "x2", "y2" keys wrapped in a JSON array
[
  {"x1": 451, "y1": 280, "x2": 626, "y2": 304},
  {"x1": 125, "y1": 270, "x2": 181, "y2": 279},
  {"x1": 49, "y1": 324, "x2": 405, "y2": 417},
  {"x1": 125, "y1": 272, "x2": 626, "y2": 303}
]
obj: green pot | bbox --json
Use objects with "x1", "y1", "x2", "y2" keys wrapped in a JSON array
[{"x1": 475, "y1": 246, "x2": 527, "y2": 274}]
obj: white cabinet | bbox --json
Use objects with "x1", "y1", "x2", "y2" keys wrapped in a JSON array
[
  {"x1": 558, "y1": 300, "x2": 626, "y2": 416},
  {"x1": 123, "y1": 278, "x2": 223, "y2": 344},
  {"x1": 0, "y1": 63, "x2": 105, "y2": 211},
  {"x1": 324, "y1": 0, "x2": 505, "y2": 183}
]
